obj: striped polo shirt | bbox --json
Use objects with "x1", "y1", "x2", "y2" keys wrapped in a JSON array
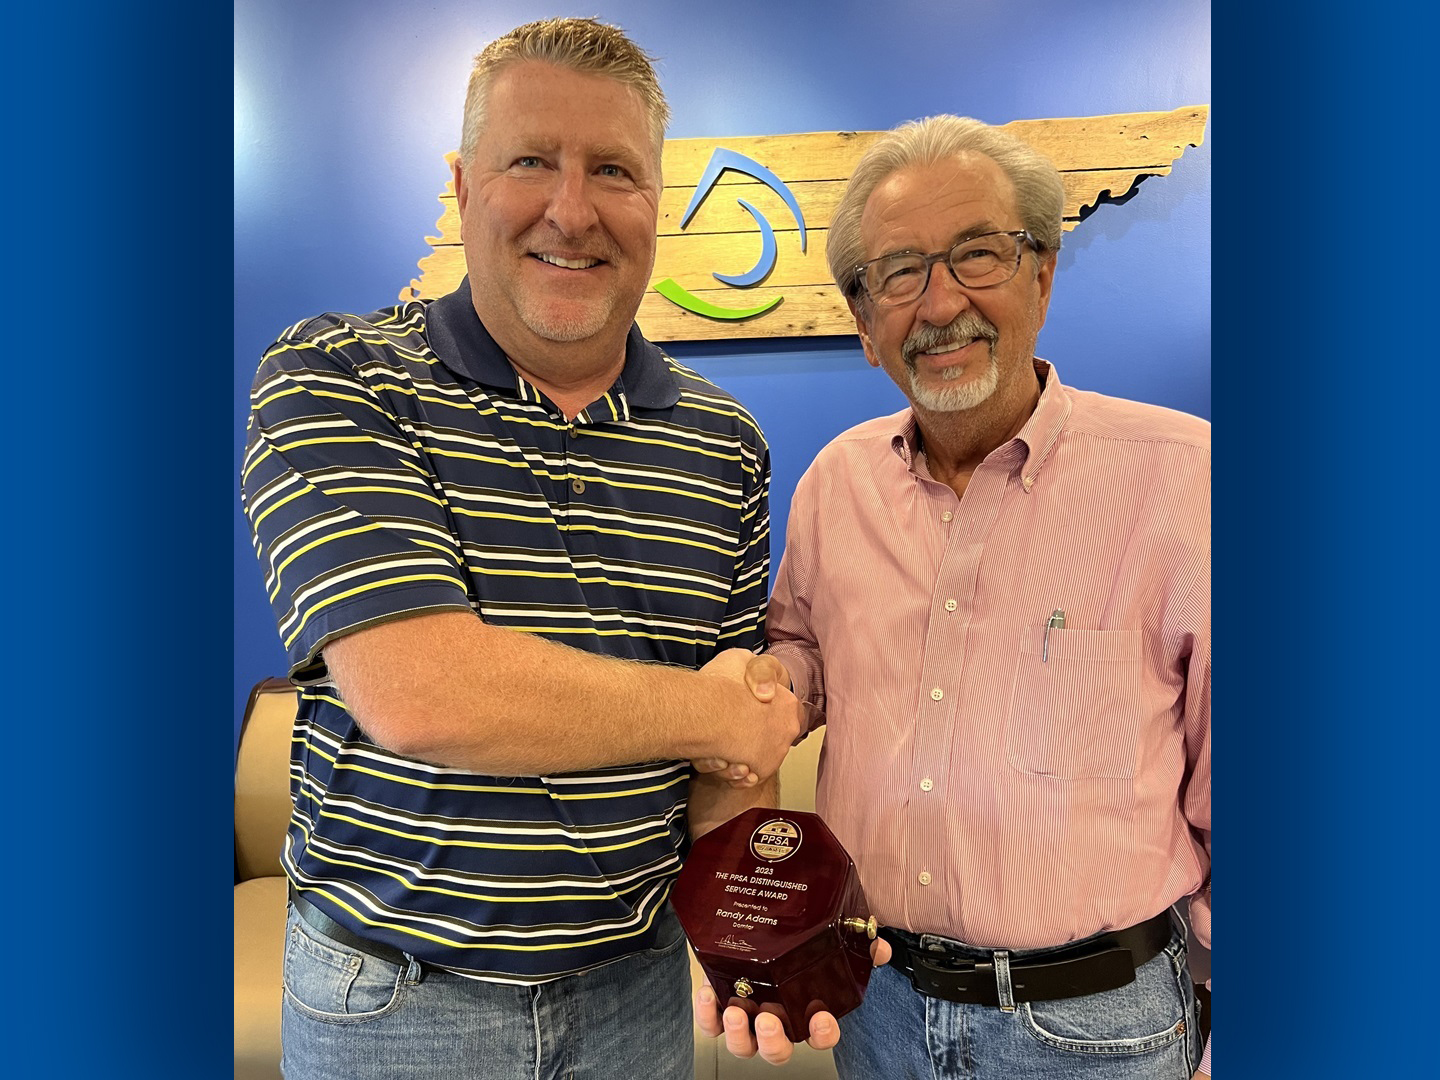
[{"x1": 241, "y1": 279, "x2": 770, "y2": 981}]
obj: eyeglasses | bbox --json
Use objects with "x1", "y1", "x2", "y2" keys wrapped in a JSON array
[{"x1": 852, "y1": 230, "x2": 1042, "y2": 306}]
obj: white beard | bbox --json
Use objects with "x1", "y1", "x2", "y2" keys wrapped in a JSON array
[{"x1": 908, "y1": 349, "x2": 1000, "y2": 412}]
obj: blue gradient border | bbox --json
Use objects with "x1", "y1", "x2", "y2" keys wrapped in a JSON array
[
  {"x1": 1219, "y1": 1, "x2": 1432, "y2": 1075},
  {"x1": 5, "y1": 4, "x2": 232, "y2": 1075}
]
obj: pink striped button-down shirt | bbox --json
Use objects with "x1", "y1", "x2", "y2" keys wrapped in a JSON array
[{"x1": 767, "y1": 362, "x2": 1210, "y2": 958}]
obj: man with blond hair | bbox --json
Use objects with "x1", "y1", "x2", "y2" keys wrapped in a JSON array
[
  {"x1": 698, "y1": 114, "x2": 1211, "y2": 1079},
  {"x1": 242, "y1": 18, "x2": 801, "y2": 1079}
]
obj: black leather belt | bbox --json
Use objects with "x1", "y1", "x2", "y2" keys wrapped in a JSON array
[
  {"x1": 880, "y1": 910, "x2": 1173, "y2": 1007},
  {"x1": 290, "y1": 887, "x2": 425, "y2": 972}
]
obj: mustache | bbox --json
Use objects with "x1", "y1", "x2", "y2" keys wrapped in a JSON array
[{"x1": 902, "y1": 313, "x2": 999, "y2": 367}]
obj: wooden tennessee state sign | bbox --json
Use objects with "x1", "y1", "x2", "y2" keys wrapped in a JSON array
[{"x1": 402, "y1": 106, "x2": 1208, "y2": 342}]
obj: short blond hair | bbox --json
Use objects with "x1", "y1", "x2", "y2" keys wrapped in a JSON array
[{"x1": 458, "y1": 17, "x2": 669, "y2": 169}]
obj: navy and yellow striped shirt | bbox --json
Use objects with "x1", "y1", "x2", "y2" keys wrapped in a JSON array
[{"x1": 241, "y1": 280, "x2": 770, "y2": 981}]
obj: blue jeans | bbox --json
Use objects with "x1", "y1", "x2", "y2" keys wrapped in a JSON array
[
  {"x1": 280, "y1": 902, "x2": 692, "y2": 1080},
  {"x1": 834, "y1": 916, "x2": 1200, "y2": 1079}
]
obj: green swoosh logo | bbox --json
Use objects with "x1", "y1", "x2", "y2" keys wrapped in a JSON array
[{"x1": 652, "y1": 278, "x2": 783, "y2": 320}]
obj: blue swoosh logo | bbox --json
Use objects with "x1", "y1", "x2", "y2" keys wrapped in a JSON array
[{"x1": 654, "y1": 147, "x2": 807, "y2": 319}]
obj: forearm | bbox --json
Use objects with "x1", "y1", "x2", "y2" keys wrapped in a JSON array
[{"x1": 323, "y1": 610, "x2": 784, "y2": 775}]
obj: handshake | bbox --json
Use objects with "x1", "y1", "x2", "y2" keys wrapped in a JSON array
[
  {"x1": 684, "y1": 649, "x2": 892, "y2": 1064},
  {"x1": 691, "y1": 648, "x2": 816, "y2": 789}
]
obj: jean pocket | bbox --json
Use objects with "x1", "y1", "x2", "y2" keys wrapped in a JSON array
[
  {"x1": 1005, "y1": 626, "x2": 1143, "y2": 779},
  {"x1": 640, "y1": 905, "x2": 688, "y2": 963},
  {"x1": 283, "y1": 910, "x2": 408, "y2": 1024},
  {"x1": 1019, "y1": 944, "x2": 1192, "y2": 1057}
]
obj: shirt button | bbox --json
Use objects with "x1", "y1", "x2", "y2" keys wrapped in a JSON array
[
  {"x1": 930, "y1": 687, "x2": 943, "y2": 701},
  {"x1": 571, "y1": 479, "x2": 586, "y2": 494},
  {"x1": 920, "y1": 777, "x2": 933, "y2": 792},
  {"x1": 918, "y1": 871, "x2": 932, "y2": 886},
  {"x1": 941, "y1": 510, "x2": 954, "y2": 522},
  {"x1": 944, "y1": 599, "x2": 957, "y2": 612},
  {"x1": 1022, "y1": 475, "x2": 1034, "y2": 490}
]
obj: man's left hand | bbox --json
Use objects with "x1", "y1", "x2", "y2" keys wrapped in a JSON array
[{"x1": 693, "y1": 938, "x2": 892, "y2": 1064}]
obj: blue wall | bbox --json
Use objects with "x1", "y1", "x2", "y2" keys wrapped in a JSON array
[{"x1": 234, "y1": 0, "x2": 1211, "y2": 738}]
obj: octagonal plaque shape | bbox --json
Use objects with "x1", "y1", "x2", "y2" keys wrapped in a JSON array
[{"x1": 672, "y1": 807, "x2": 874, "y2": 1042}]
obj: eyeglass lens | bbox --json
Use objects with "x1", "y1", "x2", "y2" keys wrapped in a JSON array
[{"x1": 866, "y1": 233, "x2": 1023, "y2": 303}]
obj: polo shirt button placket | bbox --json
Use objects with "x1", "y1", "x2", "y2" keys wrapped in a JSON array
[
  {"x1": 561, "y1": 417, "x2": 584, "y2": 512},
  {"x1": 565, "y1": 422, "x2": 582, "y2": 495}
]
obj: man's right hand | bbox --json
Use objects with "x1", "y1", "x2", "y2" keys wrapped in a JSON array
[{"x1": 694, "y1": 650, "x2": 801, "y2": 784}]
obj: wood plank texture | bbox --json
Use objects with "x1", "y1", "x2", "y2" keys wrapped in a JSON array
[{"x1": 402, "y1": 106, "x2": 1208, "y2": 342}]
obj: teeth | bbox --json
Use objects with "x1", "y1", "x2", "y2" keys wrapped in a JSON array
[
  {"x1": 924, "y1": 340, "x2": 970, "y2": 356},
  {"x1": 536, "y1": 253, "x2": 600, "y2": 270}
]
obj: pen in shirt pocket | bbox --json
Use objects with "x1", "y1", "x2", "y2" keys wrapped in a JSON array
[{"x1": 1042, "y1": 608, "x2": 1065, "y2": 662}]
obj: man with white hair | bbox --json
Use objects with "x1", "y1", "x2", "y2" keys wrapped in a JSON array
[{"x1": 698, "y1": 114, "x2": 1211, "y2": 1079}]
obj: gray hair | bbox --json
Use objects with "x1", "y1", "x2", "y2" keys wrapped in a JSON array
[
  {"x1": 458, "y1": 17, "x2": 670, "y2": 170},
  {"x1": 827, "y1": 115, "x2": 1065, "y2": 302}
]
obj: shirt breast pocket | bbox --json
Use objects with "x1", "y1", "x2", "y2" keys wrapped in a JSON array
[{"x1": 1005, "y1": 625, "x2": 1143, "y2": 780}]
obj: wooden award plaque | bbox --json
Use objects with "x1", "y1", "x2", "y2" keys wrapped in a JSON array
[{"x1": 672, "y1": 807, "x2": 876, "y2": 1041}]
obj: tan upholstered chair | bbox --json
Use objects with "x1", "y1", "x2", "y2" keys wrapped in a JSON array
[
  {"x1": 230, "y1": 675, "x2": 836, "y2": 1080},
  {"x1": 234, "y1": 677, "x2": 298, "y2": 1080}
]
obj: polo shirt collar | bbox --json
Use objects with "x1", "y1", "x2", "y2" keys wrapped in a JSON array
[{"x1": 424, "y1": 277, "x2": 680, "y2": 411}]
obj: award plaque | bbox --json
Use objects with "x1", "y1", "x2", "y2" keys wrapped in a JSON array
[{"x1": 672, "y1": 807, "x2": 876, "y2": 1042}]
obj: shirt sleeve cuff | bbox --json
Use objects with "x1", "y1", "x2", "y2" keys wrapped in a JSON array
[{"x1": 765, "y1": 646, "x2": 806, "y2": 698}]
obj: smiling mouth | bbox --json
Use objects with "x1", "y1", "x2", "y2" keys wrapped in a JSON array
[
  {"x1": 908, "y1": 338, "x2": 990, "y2": 368},
  {"x1": 921, "y1": 339, "x2": 978, "y2": 357},
  {"x1": 533, "y1": 253, "x2": 604, "y2": 270}
]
